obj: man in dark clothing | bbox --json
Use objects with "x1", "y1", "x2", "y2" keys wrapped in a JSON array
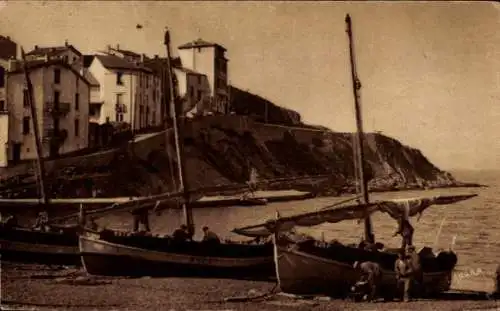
[
  {"x1": 131, "y1": 208, "x2": 151, "y2": 233},
  {"x1": 395, "y1": 251, "x2": 412, "y2": 302},
  {"x1": 172, "y1": 224, "x2": 191, "y2": 242},
  {"x1": 33, "y1": 211, "x2": 50, "y2": 232},
  {"x1": 352, "y1": 261, "x2": 382, "y2": 302},
  {"x1": 407, "y1": 245, "x2": 423, "y2": 289},
  {"x1": 202, "y1": 226, "x2": 221, "y2": 244}
]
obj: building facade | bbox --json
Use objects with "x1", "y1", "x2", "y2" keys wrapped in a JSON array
[
  {"x1": 177, "y1": 39, "x2": 229, "y2": 114},
  {"x1": 6, "y1": 59, "x2": 90, "y2": 162},
  {"x1": 0, "y1": 36, "x2": 18, "y2": 167},
  {"x1": 172, "y1": 67, "x2": 211, "y2": 117},
  {"x1": 85, "y1": 53, "x2": 162, "y2": 131}
]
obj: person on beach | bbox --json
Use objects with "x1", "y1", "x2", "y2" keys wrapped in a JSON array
[
  {"x1": 352, "y1": 261, "x2": 382, "y2": 302},
  {"x1": 395, "y1": 250, "x2": 413, "y2": 302},
  {"x1": 202, "y1": 226, "x2": 221, "y2": 244},
  {"x1": 172, "y1": 224, "x2": 191, "y2": 242},
  {"x1": 407, "y1": 245, "x2": 423, "y2": 288}
]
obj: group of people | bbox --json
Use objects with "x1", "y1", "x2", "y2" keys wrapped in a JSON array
[{"x1": 351, "y1": 245, "x2": 421, "y2": 302}]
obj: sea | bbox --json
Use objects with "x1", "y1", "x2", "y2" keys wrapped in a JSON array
[{"x1": 96, "y1": 169, "x2": 499, "y2": 292}]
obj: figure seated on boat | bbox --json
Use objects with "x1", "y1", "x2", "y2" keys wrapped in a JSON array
[
  {"x1": 0, "y1": 213, "x2": 18, "y2": 229},
  {"x1": 202, "y1": 226, "x2": 221, "y2": 245},
  {"x1": 32, "y1": 211, "x2": 50, "y2": 232},
  {"x1": 132, "y1": 208, "x2": 151, "y2": 233},
  {"x1": 172, "y1": 224, "x2": 192, "y2": 243},
  {"x1": 352, "y1": 261, "x2": 382, "y2": 302}
]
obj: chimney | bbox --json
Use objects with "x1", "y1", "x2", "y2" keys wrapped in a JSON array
[
  {"x1": 141, "y1": 54, "x2": 145, "y2": 63},
  {"x1": 34, "y1": 45, "x2": 38, "y2": 50},
  {"x1": 6, "y1": 36, "x2": 10, "y2": 40},
  {"x1": 65, "y1": 39, "x2": 69, "y2": 47},
  {"x1": 154, "y1": 54, "x2": 159, "y2": 59}
]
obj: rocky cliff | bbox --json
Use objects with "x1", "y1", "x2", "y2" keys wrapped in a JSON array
[{"x1": 0, "y1": 115, "x2": 460, "y2": 199}]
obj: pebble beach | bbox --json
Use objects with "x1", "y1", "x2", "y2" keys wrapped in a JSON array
[{"x1": 2, "y1": 262, "x2": 499, "y2": 311}]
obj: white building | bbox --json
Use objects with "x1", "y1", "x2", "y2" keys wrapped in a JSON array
[
  {"x1": 84, "y1": 52, "x2": 162, "y2": 131},
  {"x1": 177, "y1": 39, "x2": 229, "y2": 114},
  {"x1": 172, "y1": 66, "x2": 211, "y2": 117},
  {"x1": 0, "y1": 35, "x2": 17, "y2": 167},
  {"x1": 6, "y1": 59, "x2": 91, "y2": 162}
]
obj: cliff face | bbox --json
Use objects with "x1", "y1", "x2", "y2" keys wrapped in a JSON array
[{"x1": 0, "y1": 121, "x2": 457, "y2": 198}]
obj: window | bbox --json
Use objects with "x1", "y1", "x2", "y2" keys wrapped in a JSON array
[
  {"x1": 0, "y1": 66, "x2": 4, "y2": 87},
  {"x1": 189, "y1": 86, "x2": 194, "y2": 99},
  {"x1": 197, "y1": 90, "x2": 202, "y2": 101},
  {"x1": 116, "y1": 72, "x2": 124, "y2": 85},
  {"x1": 54, "y1": 91, "x2": 60, "y2": 108},
  {"x1": 198, "y1": 75, "x2": 202, "y2": 85},
  {"x1": 54, "y1": 68, "x2": 61, "y2": 84},
  {"x1": 23, "y1": 89, "x2": 29, "y2": 107},
  {"x1": 0, "y1": 100, "x2": 5, "y2": 111},
  {"x1": 74, "y1": 119, "x2": 79, "y2": 137},
  {"x1": 22, "y1": 117, "x2": 30, "y2": 135},
  {"x1": 75, "y1": 93, "x2": 79, "y2": 111},
  {"x1": 116, "y1": 93, "x2": 123, "y2": 106}
]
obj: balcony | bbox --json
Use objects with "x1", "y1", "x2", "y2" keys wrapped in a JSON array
[
  {"x1": 42, "y1": 128, "x2": 68, "y2": 144},
  {"x1": 45, "y1": 102, "x2": 70, "y2": 117}
]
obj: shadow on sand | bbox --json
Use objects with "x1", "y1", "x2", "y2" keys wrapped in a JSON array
[{"x1": 1, "y1": 300, "x2": 121, "y2": 309}]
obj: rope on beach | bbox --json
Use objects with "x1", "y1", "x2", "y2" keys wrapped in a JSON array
[{"x1": 221, "y1": 282, "x2": 280, "y2": 303}]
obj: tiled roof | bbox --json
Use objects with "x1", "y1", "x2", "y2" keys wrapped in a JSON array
[
  {"x1": 143, "y1": 57, "x2": 182, "y2": 73},
  {"x1": 178, "y1": 38, "x2": 226, "y2": 51},
  {"x1": 109, "y1": 47, "x2": 140, "y2": 57},
  {"x1": 82, "y1": 69, "x2": 100, "y2": 86},
  {"x1": 173, "y1": 66, "x2": 206, "y2": 76},
  {"x1": 94, "y1": 54, "x2": 152, "y2": 73},
  {"x1": 25, "y1": 45, "x2": 82, "y2": 57},
  {"x1": 8, "y1": 59, "x2": 91, "y2": 85}
]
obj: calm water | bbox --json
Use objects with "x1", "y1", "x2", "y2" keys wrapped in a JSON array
[{"x1": 97, "y1": 170, "x2": 499, "y2": 292}]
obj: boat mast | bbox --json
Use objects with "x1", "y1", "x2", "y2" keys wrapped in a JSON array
[
  {"x1": 20, "y1": 48, "x2": 49, "y2": 207},
  {"x1": 345, "y1": 14, "x2": 374, "y2": 243},
  {"x1": 164, "y1": 28, "x2": 194, "y2": 233}
]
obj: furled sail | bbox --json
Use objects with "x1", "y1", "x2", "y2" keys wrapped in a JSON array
[{"x1": 232, "y1": 194, "x2": 477, "y2": 238}]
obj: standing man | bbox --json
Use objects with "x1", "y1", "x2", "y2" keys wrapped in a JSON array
[
  {"x1": 407, "y1": 245, "x2": 423, "y2": 291},
  {"x1": 395, "y1": 251, "x2": 413, "y2": 302}
]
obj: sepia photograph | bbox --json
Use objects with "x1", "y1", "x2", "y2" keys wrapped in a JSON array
[{"x1": 0, "y1": 1, "x2": 498, "y2": 310}]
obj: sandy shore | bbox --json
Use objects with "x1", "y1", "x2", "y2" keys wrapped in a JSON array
[{"x1": 1, "y1": 262, "x2": 498, "y2": 311}]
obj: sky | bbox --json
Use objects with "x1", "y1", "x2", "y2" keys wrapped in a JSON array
[{"x1": 0, "y1": 1, "x2": 498, "y2": 171}]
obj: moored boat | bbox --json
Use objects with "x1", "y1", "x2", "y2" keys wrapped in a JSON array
[
  {"x1": 234, "y1": 194, "x2": 476, "y2": 297},
  {"x1": 79, "y1": 229, "x2": 275, "y2": 279}
]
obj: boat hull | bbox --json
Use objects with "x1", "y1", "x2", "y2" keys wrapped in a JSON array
[
  {"x1": 276, "y1": 245, "x2": 453, "y2": 298},
  {"x1": 0, "y1": 227, "x2": 80, "y2": 266},
  {"x1": 79, "y1": 233, "x2": 275, "y2": 280}
]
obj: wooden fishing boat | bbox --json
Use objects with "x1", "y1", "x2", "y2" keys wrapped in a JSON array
[
  {"x1": 0, "y1": 224, "x2": 81, "y2": 266},
  {"x1": 234, "y1": 194, "x2": 477, "y2": 297},
  {"x1": 79, "y1": 229, "x2": 274, "y2": 279}
]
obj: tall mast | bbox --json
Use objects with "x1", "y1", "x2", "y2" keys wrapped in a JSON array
[
  {"x1": 345, "y1": 14, "x2": 374, "y2": 243},
  {"x1": 164, "y1": 29, "x2": 194, "y2": 232},
  {"x1": 20, "y1": 48, "x2": 49, "y2": 207}
]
